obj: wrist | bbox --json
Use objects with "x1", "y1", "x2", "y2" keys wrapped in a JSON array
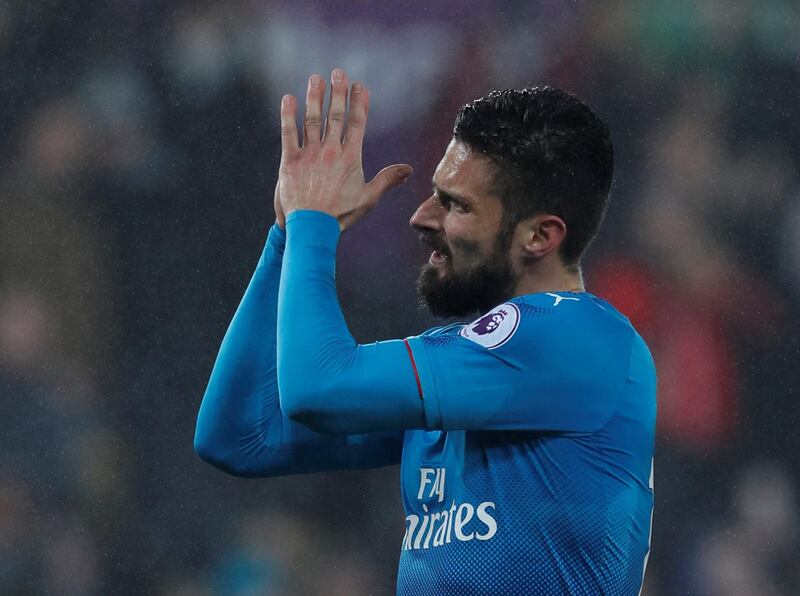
[
  {"x1": 284, "y1": 205, "x2": 338, "y2": 220},
  {"x1": 285, "y1": 210, "x2": 341, "y2": 249},
  {"x1": 264, "y1": 222, "x2": 287, "y2": 255}
]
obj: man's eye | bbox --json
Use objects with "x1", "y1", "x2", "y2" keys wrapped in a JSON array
[
  {"x1": 450, "y1": 200, "x2": 468, "y2": 213},
  {"x1": 436, "y1": 193, "x2": 468, "y2": 213},
  {"x1": 441, "y1": 196, "x2": 466, "y2": 212}
]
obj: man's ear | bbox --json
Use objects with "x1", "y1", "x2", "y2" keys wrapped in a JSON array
[{"x1": 517, "y1": 214, "x2": 567, "y2": 259}]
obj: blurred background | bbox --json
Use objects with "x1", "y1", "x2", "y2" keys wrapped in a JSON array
[{"x1": 1, "y1": 0, "x2": 799, "y2": 594}]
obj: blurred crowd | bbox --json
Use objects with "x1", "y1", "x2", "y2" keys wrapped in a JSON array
[{"x1": 1, "y1": 0, "x2": 799, "y2": 594}]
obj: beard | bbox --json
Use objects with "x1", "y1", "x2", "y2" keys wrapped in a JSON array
[{"x1": 415, "y1": 235, "x2": 517, "y2": 319}]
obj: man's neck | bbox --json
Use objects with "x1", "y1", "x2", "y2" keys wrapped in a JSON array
[{"x1": 512, "y1": 265, "x2": 584, "y2": 297}]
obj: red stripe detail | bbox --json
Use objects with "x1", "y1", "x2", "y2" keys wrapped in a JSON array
[{"x1": 403, "y1": 339, "x2": 424, "y2": 401}]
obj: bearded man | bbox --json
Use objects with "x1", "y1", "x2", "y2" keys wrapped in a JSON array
[{"x1": 195, "y1": 68, "x2": 656, "y2": 595}]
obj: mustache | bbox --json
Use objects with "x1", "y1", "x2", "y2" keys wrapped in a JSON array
[{"x1": 417, "y1": 233, "x2": 450, "y2": 256}]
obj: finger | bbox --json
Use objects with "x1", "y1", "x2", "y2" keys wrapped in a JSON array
[
  {"x1": 303, "y1": 73, "x2": 325, "y2": 147},
  {"x1": 280, "y1": 94, "x2": 300, "y2": 158},
  {"x1": 344, "y1": 82, "x2": 369, "y2": 151},
  {"x1": 323, "y1": 68, "x2": 348, "y2": 146},
  {"x1": 364, "y1": 164, "x2": 414, "y2": 204}
]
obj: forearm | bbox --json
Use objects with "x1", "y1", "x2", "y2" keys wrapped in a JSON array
[
  {"x1": 195, "y1": 220, "x2": 404, "y2": 476},
  {"x1": 194, "y1": 224, "x2": 288, "y2": 476},
  {"x1": 277, "y1": 210, "x2": 426, "y2": 434}
]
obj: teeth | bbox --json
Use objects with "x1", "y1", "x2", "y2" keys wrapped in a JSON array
[{"x1": 429, "y1": 250, "x2": 448, "y2": 266}]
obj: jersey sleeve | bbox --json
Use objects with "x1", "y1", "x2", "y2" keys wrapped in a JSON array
[
  {"x1": 277, "y1": 211, "x2": 630, "y2": 435},
  {"x1": 404, "y1": 296, "x2": 633, "y2": 432},
  {"x1": 277, "y1": 211, "x2": 426, "y2": 435},
  {"x1": 194, "y1": 223, "x2": 402, "y2": 478}
]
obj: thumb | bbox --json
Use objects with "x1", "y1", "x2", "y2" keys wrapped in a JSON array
[{"x1": 365, "y1": 164, "x2": 413, "y2": 203}]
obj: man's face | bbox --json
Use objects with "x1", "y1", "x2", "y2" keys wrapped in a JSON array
[{"x1": 410, "y1": 140, "x2": 517, "y2": 318}]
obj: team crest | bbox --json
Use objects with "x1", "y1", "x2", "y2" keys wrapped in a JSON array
[{"x1": 460, "y1": 303, "x2": 521, "y2": 349}]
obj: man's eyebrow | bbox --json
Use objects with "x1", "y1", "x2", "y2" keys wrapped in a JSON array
[{"x1": 431, "y1": 183, "x2": 472, "y2": 203}]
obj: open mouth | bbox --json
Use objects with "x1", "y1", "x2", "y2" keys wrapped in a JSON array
[
  {"x1": 419, "y1": 234, "x2": 449, "y2": 267},
  {"x1": 429, "y1": 250, "x2": 448, "y2": 266}
]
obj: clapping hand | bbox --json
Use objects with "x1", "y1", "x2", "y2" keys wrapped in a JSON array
[{"x1": 275, "y1": 69, "x2": 413, "y2": 232}]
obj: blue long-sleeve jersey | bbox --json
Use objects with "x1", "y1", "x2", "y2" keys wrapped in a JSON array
[{"x1": 195, "y1": 210, "x2": 656, "y2": 595}]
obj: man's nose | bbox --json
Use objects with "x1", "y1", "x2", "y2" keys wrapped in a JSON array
[{"x1": 409, "y1": 195, "x2": 444, "y2": 233}]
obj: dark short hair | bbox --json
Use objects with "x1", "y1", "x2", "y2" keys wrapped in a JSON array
[{"x1": 453, "y1": 86, "x2": 614, "y2": 266}]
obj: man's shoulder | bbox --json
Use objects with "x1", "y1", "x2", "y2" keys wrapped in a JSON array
[
  {"x1": 415, "y1": 292, "x2": 638, "y2": 356},
  {"x1": 511, "y1": 291, "x2": 628, "y2": 321},
  {"x1": 460, "y1": 292, "x2": 634, "y2": 349}
]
